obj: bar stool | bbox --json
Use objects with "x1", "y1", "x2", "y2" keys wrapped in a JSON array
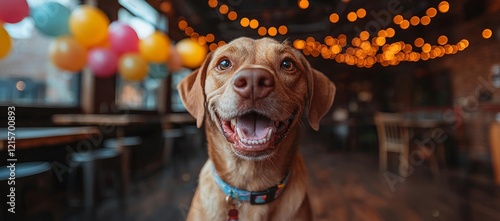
[
  {"x1": 0, "y1": 162, "x2": 55, "y2": 221},
  {"x1": 103, "y1": 136, "x2": 142, "y2": 190},
  {"x1": 67, "y1": 148, "x2": 123, "y2": 220}
]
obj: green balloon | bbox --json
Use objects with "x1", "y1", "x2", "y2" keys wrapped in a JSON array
[{"x1": 31, "y1": 2, "x2": 71, "y2": 37}]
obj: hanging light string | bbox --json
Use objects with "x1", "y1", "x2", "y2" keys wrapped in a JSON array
[{"x1": 177, "y1": 0, "x2": 487, "y2": 68}]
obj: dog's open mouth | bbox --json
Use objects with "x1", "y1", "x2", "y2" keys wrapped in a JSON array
[{"x1": 219, "y1": 111, "x2": 295, "y2": 158}]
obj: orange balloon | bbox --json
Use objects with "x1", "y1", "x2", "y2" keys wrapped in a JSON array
[
  {"x1": 49, "y1": 36, "x2": 87, "y2": 72},
  {"x1": 118, "y1": 53, "x2": 149, "y2": 81},
  {"x1": 139, "y1": 31, "x2": 171, "y2": 63},
  {"x1": 0, "y1": 25, "x2": 12, "y2": 59},
  {"x1": 176, "y1": 38, "x2": 208, "y2": 69},
  {"x1": 69, "y1": 5, "x2": 109, "y2": 48}
]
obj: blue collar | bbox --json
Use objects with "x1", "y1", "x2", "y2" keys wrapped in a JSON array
[{"x1": 212, "y1": 166, "x2": 291, "y2": 205}]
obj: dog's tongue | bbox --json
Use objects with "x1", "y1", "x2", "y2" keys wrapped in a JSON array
[{"x1": 236, "y1": 113, "x2": 274, "y2": 139}]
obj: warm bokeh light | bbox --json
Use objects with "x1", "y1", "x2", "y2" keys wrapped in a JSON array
[
  {"x1": 268, "y1": 27, "x2": 277, "y2": 36},
  {"x1": 482, "y1": 28, "x2": 493, "y2": 39},
  {"x1": 258, "y1": 27, "x2": 267, "y2": 36},
  {"x1": 426, "y1": 7, "x2": 437, "y2": 18},
  {"x1": 208, "y1": 0, "x2": 218, "y2": 8},
  {"x1": 228, "y1": 11, "x2": 237, "y2": 20},
  {"x1": 185, "y1": 27, "x2": 194, "y2": 36},
  {"x1": 160, "y1": 2, "x2": 173, "y2": 14},
  {"x1": 420, "y1": 16, "x2": 431, "y2": 26},
  {"x1": 359, "y1": 31, "x2": 370, "y2": 41},
  {"x1": 298, "y1": 0, "x2": 309, "y2": 9},
  {"x1": 400, "y1": 20, "x2": 410, "y2": 29},
  {"x1": 278, "y1": 25, "x2": 288, "y2": 35},
  {"x1": 376, "y1": 37, "x2": 386, "y2": 46},
  {"x1": 178, "y1": 20, "x2": 188, "y2": 30},
  {"x1": 347, "y1": 12, "x2": 357, "y2": 22},
  {"x1": 437, "y1": 35, "x2": 448, "y2": 45},
  {"x1": 293, "y1": 39, "x2": 306, "y2": 49},
  {"x1": 422, "y1": 43, "x2": 431, "y2": 53},
  {"x1": 240, "y1": 17, "x2": 249, "y2": 27},
  {"x1": 410, "y1": 16, "x2": 420, "y2": 26},
  {"x1": 249, "y1": 19, "x2": 259, "y2": 29},
  {"x1": 209, "y1": 43, "x2": 218, "y2": 51},
  {"x1": 414, "y1": 38, "x2": 424, "y2": 47},
  {"x1": 329, "y1": 13, "x2": 339, "y2": 23},
  {"x1": 378, "y1": 30, "x2": 388, "y2": 37},
  {"x1": 219, "y1": 4, "x2": 229, "y2": 14},
  {"x1": 393, "y1": 15, "x2": 403, "y2": 25},
  {"x1": 438, "y1": 1, "x2": 450, "y2": 13},
  {"x1": 205, "y1": 33, "x2": 215, "y2": 42},
  {"x1": 386, "y1": 28, "x2": 395, "y2": 37},
  {"x1": 356, "y1": 8, "x2": 367, "y2": 18}
]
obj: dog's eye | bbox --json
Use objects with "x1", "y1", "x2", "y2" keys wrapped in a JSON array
[
  {"x1": 281, "y1": 59, "x2": 295, "y2": 71},
  {"x1": 216, "y1": 59, "x2": 232, "y2": 70}
]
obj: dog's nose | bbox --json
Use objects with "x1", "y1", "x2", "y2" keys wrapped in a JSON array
[{"x1": 232, "y1": 68, "x2": 275, "y2": 99}]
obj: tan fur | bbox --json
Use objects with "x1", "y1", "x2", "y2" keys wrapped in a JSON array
[{"x1": 178, "y1": 37, "x2": 336, "y2": 221}]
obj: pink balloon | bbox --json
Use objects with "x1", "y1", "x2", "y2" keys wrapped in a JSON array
[
  {"x1": 0, "y1": 0, "x2": 30, "y2": 23},
  {"x1": 88, "y1": 48, "x2": 118, "y2": 78},
  {"x1": 108, "y1": 22, "x2": 139, "y2": 55}
]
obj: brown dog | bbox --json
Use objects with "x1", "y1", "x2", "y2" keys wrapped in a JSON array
[{"x1": 178, "y1": 37, "x2": 335, "y2": 221}]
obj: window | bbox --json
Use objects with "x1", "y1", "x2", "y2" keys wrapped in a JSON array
[
  {"x1": 115, "y1": 4, "x2": 168, "y2": 110},
  {"x1": 0, "y1": 0, "x2": 80, "y2": 107}
]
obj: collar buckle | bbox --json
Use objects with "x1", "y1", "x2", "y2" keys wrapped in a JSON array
[{"x1": 250, "y1": 186, "x2": 278, "y2": 205}]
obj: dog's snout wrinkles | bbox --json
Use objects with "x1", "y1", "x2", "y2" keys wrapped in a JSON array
[{"x1": 232, "y1": 68, "x2": 275, "y2": 100}]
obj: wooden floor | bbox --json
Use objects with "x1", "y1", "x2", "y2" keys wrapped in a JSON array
[{"x1": 63, "y1": 128, "x2": 500, "y2": 221}]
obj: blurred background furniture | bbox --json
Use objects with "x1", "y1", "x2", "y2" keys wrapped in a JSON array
[
  {"x1": 490, "y1": 121, "x2": 500, "y2": 186},
  {"x1": 0, "y1": 162, "x2": 57, "y2": 221},
  {"x1": 374, "y1": 112, "x2": 411, "y2": 177}
]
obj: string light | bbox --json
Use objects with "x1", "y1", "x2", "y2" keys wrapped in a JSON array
[
  {"x1": 483, "y1": 28, "x2": 493, "y2": 39},
  {"x1": 175, "y1": 1, "x2": 474, "y2": 67}
]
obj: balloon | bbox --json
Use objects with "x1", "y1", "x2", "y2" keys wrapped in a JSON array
[
  {"x1": 176, "y1": 38, "x2": 208, "y2": 69},
  {"x1": 149, "y1": 63, "x2": 168, "y2": 79},
  {"x1": 167, "y1": 45, "x2": 183, "y2": 72},
  {"x1": 49, "y1": 36, "x2": 87, "y2": 72},
  {"x1": 88, "y1": 48, "x2": 118, "y2": 78},
  {"x1": 139, "y1": 31, "x2": 171, "y2": 63},
  {"x1": 118, "y1": 53, "x2": 149, "y2": 81},
  {"x1": 0, "y1": 26, "x2": 12, "y2": 59},
  {"x1": 69, "y1": 5, "x2": 109, "y2": 48},
  {"x1": 108, "y1": 22, "x2": 139, "y2": 55},
  {"x1": 31, "y1": 2, "x2": 71, "y2": 37},
  {"x1": 0, "y1": 0, "x2": 29, "y2": 23}
]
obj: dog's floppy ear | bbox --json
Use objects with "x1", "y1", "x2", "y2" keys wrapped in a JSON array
[
  {"x1": 302, "y1": 57, "x2": 336, "y2": 131},
  {"x1": 177, "y1": 53, "x2": 213, "y2": 128}
]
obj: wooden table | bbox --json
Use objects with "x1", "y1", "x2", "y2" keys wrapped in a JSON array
[{"x1": 0, "y1": 127, "x2": 100, "y2": 151}]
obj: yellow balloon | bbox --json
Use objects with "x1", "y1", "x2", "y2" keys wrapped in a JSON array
[
  {"x1": 49, "y1": 36, "x2": 87, "y2": 72},
  {"x1": 139, "y1": 31, "x2": 171, "y2": 63},
  {"x1": 119, "y1": 53, "x2": 149, "y2": 81},
  {"x1": 176, "y1": 38, "x2": 208, "y2": 69},
  {"x1": 69, "y1": 5, "x2": 109, "y2": 48},
  {"x1": 0, "y1": 25, "x2": 12, "y2": 59}
]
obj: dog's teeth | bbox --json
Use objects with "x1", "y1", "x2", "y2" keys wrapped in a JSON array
[
  {"x1": 236, "y1": 128, "x2": 243, "y2": 140},
  {"x1": 231, "y1": 118, "x2": 236, "y2": 127},
  {"x1": 267, "y1": 129, "x2": 273, "y2": 140}
]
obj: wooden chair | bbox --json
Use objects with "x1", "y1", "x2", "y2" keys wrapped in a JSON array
[{"x1": 374, "y1": 112, "x2": 411, "y2": 176}]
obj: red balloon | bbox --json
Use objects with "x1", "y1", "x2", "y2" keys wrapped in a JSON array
[
  {"x1": 87, "y1": 48, "x2": 118, "y2": 78},
  {"x1": 108, "y1": 22, "x2": 139, "y2": 55},
  {"x1": 0, "y1": 0, "x2": 30, "y2": 23}
]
